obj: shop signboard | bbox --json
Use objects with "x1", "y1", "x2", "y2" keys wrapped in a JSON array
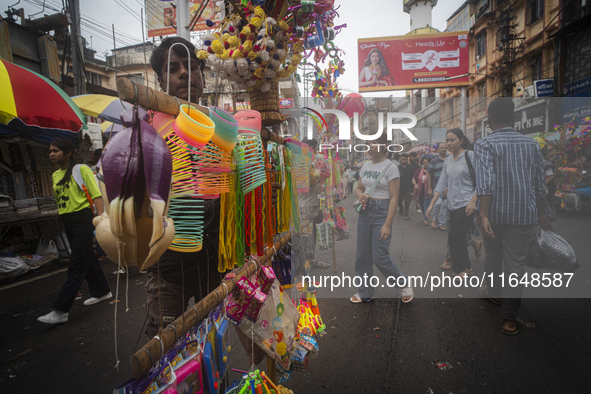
[
  {"x1": 431, "y1": 127, "x2": 447, "y2": 143},
  {"x1": 534, "y1": 79, "x2": 554, "y2": 97},
  {"x1": 146, "y1": 0, "x2": 222, "y2": 38},
  {"x1": 358, "y1": 31, "x2": 469, "y2": 92},
  {"x1": 279, "y1": 98, "x2": 294, "y2": 109}
]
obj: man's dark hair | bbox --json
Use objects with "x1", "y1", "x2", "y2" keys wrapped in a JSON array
[
  {"x1": 487, "y1": 97, "x2": 514, "y2": 127},
  {"x1": 409, "y1": 151, "x2": 418, "y2": 158},
  {"x1": 150, "y1": 37, "x2": 203, "y2": 81},
  {"x1": 393, "y1": 153, "x2": 400, "y2": 160},
  {"x1": 400, "y1": 153, "x2": 409, "y2": 158}
]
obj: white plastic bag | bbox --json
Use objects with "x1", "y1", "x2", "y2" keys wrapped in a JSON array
[
  {"x1": 0, "y1": 256, "x2": 29, "y2": 278},
  {"x1": 539, "y1": 230, "x2": 579, "y2": 272},
  {"x1": 36, "y1": 237, "x2": 59, "y2": 258}
]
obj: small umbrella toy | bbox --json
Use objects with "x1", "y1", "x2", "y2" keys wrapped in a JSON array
[
  {"x1": 72, "y1": 94, "x2": 133, "y2": 124},
  {"x1": 0, "y1": 59, "x2": 86, "y2": 142}
]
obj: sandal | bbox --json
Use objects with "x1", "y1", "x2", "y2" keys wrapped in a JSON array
[
  {"x1": 313, "y1": 261, "x2": 331, "y2": 269},
  {"x1": 401, "y1": 286, "x2": 413, "y2": 303},
  {"x1": 423, "y1": 220, "x2": 429, "y2": 226},
  {"x1": 430, "y1": 221, "x2": 438, "y2": 229},
  {"x1": 466, "y1": 268, "x2": 475, "y2": 276},
  {"x1": 350, "y1": 293, "x2": 374, "y2": 304},
  {"x1": 439, "y1": 225, "x2": 447, "y2": 231},
  {"x1": 501, "y1": 320, "x2": 526, "y2": 335},
  {"x1": 440, "y1": 259, "x2": 452, "y2": 270},
  {"x1": 479, "y1": 286, "x2": 501, "y2": 306}
]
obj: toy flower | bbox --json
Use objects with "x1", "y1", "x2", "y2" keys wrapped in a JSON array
[
  {"x1": 243, "y1": 40, "x2": 253, "y2": 53},
  {"x1": 278, "y1": 20, "x2": 289, "y2": 31},
  {"x1": 227, "y1": 35, "x2": 240, "y2": 49},
  {"x1": 251, "y1": 16, "x2": 263, "y2": 29},
  {"x1": 211, "y1": 40, "x2": 223, "y2": 54},
  {"x1": 260, "y1": 82, "x2": 271, "y2": 92},
  {"x1": 232, "y1": 50, "x2": 244, "y2": 60},
  {"x1": 254, "y1": 6, "x2": 265, "y2": 19},
  {"x1": 197, "y1": 50, "x2": 208, "y2": 60}
]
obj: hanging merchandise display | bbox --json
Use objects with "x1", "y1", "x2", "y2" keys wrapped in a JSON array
[
  {"x1": 234, "y1": 110, "x2": 267, "y2": 194},
  {"x1": 286, "y1": 139, "x2": 313, "y2": 195},
  {"x1": 94, "y1": 107, "x2": 174, "y2": 271},
  {"x1": 198, "y1": 3, "x2": 346, "y2": 126},
  {"x1": 154, "y1": 109, "x2": 208, "y2": 253}
]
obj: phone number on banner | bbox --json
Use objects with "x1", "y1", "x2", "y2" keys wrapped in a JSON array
[{"x1": 412, "y1": 77, "x2": 448, "y2": 83}]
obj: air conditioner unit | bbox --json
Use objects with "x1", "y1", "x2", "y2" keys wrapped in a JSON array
[{"x1": 524, "y1": 85, "x2": 535, "y2": 97}]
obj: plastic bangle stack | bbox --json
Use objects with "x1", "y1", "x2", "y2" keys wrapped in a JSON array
[
  {"x1": 174, "y1": 104, "x2": 215, "y2": 147},
  {"x1": 152, "y1": 110, "x2": 207, "y2": 252},
  {"x1": 286, "y1": 138, "x2": 314, "y2": 194},
  {"x1": 233, "y1": 110, "x2": 267, "y2": 194}
]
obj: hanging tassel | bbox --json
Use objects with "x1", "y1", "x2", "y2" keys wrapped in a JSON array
[{"x1": 235, "y1": 173, "x2": 245, "y2": 266}]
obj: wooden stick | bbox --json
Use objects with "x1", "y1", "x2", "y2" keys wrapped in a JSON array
[
  {"x1": 116, "y1": 79, "x2": 209, "y2": 117},
  {"x1": 129, "y1": 225, "x2": 305, "y2": 379}
]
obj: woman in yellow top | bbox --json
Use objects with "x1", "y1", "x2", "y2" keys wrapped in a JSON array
[{"x1": 38, "y1": 139, "x2": 112, "y2": 325}]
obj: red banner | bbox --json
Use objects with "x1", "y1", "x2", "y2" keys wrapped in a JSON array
[{"x1": 358, "y1": 32, "x2": 470, "y2": 92}]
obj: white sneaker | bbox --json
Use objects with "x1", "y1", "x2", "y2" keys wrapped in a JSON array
[
  {"x1": 416, "y1": 209, "x2": 422, "y2": 214},
  {"x1": 83, "y1": 292, "x2": 113, "y2": 306},
  {"x1": 38, "y1": 310, "x2": 68, "y2": 324}
]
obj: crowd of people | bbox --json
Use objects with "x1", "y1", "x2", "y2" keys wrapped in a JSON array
[
  {"x1": 36, "y1": 36, "x2": 560, "y2": 338},
  {"x1": 350, "y1": 97, "x2": 554, "y2": 335}
]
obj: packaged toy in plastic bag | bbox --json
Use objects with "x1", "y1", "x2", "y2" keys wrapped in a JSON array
[
  {"x1": 530, "y1": 230, "x2": 579, "y2": 272},
  {"x1": 239, "y1": 280, "x2": 300, "y2": 370}
]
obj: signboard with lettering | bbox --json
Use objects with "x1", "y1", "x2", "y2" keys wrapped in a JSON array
[
  {"x1": 534, "y1": 79, "x2": 554, "y2": 97},
  {"x1": 279, "y1": 98, "x2": 293, "y2": 109},
  {"x1": 358, "y1": 32, "x2": 470, "y2": 92},
  {"x1": 146, "y1": 0, "x2": 221, "y2": 37}
]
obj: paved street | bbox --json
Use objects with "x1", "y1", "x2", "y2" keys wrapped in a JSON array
[{"x1": 1, "y1": 194, "x2": 590, "y2": 393}]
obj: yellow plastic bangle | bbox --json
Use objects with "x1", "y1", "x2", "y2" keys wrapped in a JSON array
[{"x1": 173, "y1": 104, "x2": 215, "y2": 147}]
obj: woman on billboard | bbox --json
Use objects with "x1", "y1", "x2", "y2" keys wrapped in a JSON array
[{"x1": 359, "y1": 48, "x2": 396, "y2": 87}]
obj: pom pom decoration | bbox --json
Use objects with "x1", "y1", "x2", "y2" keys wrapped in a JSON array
[{"x1": 199, "y1": 1, "x2": 345, "y2": 126}]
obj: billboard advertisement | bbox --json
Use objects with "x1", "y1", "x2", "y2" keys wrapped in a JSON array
[
  {"x1": 358, "y1": 32, "x2": 470, "y2": 92},
  {"x1": 146, "y1": 0, "x2": 222, "y2": 38}
]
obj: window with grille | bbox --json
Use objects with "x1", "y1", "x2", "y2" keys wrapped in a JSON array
[
  {"x1": 414, "y1": 91, "x2": 422, "y2": 112},
  {"x1": 530, "y1": 55, "x2": 543, "y2": 82},
  {"x1": 476, "y1": 31, "x2": 487, "y2": 58},
  {"x1": 527, "y1": 0, "x2": 544, "y2": 25},
  {"x1": 426, "y1": 89, "x2": 436, "y2": 106}
]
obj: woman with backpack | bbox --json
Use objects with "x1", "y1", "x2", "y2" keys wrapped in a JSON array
[
  {"x1": 426, "y1": 129, "x2": 478, "y2": 277},
  {"x1": 38, "y1": 139, "x2": 111, "y2": 324}
]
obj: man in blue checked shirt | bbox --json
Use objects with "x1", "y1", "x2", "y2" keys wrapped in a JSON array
[{"x1": 474, "y1": 98, "x2": 553, "y2": 336}]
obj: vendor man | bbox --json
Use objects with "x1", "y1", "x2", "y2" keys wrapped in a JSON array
[{"x1": 145, "y1": 37, "x2": 222, "y2": 337}]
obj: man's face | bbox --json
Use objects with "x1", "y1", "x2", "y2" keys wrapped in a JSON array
[
  {"x1": 438, "y1": 144, "x2": 447, "y2": 155},
  {"x1": 159, "y1": 49, "x2": 203, "y2": 101},
  {"x1": 400, "y1": 156, "x2": 409, "y2": 166},
  {"x1": 409, "y1": 154, "x2": 417, "y2": 162}
]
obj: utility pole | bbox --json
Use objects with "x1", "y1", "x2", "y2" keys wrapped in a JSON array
[
  {"x1": 68, "y1": 0, "x2": 86, "y2": 95},
  {"x1": 176, "y1": 0, "x2": 190, "y2": 40},
  {"x1": 494, "y1": 6, "x2": 517, "y2": 97}
]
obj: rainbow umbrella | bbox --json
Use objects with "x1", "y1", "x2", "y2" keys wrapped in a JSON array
[
  {"x1": 72, "y1": 94, "x2": 132, "y2": 124},
  {"x1": 0, "y1": 59, "x2": 86, "y2": 142}
]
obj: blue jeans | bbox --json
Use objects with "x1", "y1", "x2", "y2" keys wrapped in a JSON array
[
  {"x1": 355, "y1": 199, "x2": 407, "y2": 300},
  {"x1": 418, "y1": 191, "x2": 431, "y2": 222},
  {"x1": 432, "y1": 197, "x2": 448, "y2": 226}
]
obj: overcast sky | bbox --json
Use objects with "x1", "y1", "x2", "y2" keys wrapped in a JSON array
[{"x1": 4, "y1": 0, "x2": 466, "y2": 95}]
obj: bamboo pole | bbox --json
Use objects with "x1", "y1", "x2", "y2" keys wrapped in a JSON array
[
  {"x1": 130, "y1": 228, "x2": 299, "y2": 379},
  {"x1": 116, "y1": 79, "x2": 286, "y2": 146},
  {"x1": 116, "y1": 79, "x2": 209, "y2": 117}
]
